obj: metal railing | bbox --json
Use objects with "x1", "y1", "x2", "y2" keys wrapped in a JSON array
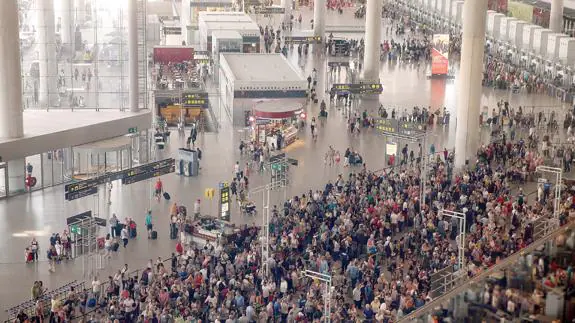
[
  {"x1": 5, "y1": 280, "x2": 85, "y2": 321},
  {"x1": 399, "y1": 221, "x2": 575, "y2": 322}
]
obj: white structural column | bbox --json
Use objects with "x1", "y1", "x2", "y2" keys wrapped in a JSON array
[
  {"x1": 0, "y1": 0, "x2": 24, "y2": 139},
  {"x1": 550, "y1": 0, "x2": 564, "y2": 33},
  {"x1": 313, "y1": 0, "x2": 326, "y2": 38},
  {"x1": 37, "y1": 0, "x2": 59, "y2": 107},
  {"x1": 128, "y1": 0, "x2": 140, "y2": 112},
  {"x1": 455, "y1": 0, "x2": 488, "y2": 168},
  {"x1": 363, "y1": 0, "x2": 383, "y2": 80},
  {"x1": 281, "y1": 0, "x2": 292, "y2": 25},
  {"x1": 59, "y1": 0, "x2": 72, "y2": 45},
  {"x1": 0, "y1": 1, "x2": 26, "y2": 192},
  {"x1": 75, "y1": 0, "x2": 86, "y2": 25}
]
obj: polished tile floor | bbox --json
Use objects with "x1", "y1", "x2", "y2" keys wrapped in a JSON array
[{"x1": 0, "y1": 6, "x2": 569, "y2": 319}]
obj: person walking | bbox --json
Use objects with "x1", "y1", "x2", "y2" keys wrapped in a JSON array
[
  {"x1": 121, "y1": 225, "x2": 129, "y2": 248},
  {"x1": 47, "y1": 247, "x2": 56, "y2": 273},
  {"x1": 154, "y1": 178, "x2": 163, "y2": 202},
  {"x1": 110, "y1": 214, "x2": 119, "y2": 238},
  {"x1": 145, "y1": 210, "x2": 153, "y2": 239}
]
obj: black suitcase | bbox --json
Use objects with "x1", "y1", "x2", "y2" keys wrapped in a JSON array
[
  {"x1": 314, "y1": 98, "x2": 318, "y2": 104},
  {"x1": 112, "y1": 242, "x2": 120, "y2": 252},
  {"x1": 163, "y1": 192, "x2": 171, "y2": 200},
  {"x1": 151, "y1": 231, "x2": 158, "y2": 240},
  {"x1": 170, "y1": 226, "x2": 178, "y2": 240}
]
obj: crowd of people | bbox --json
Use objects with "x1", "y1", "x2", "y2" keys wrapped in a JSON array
[
  {"x1": 19, "y1": 128, "x2": 573, "y2": 322},
  {"x1": 468, "y1": 232, "x2": 575, "y2": 321},
  {"x1": 14, "y1": 4, "x2": 575, "y2": 323}
]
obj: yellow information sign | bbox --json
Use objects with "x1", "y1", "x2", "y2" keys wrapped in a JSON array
[{"x1": 204, "y1": 188, "x2": 215, "y2": 199}]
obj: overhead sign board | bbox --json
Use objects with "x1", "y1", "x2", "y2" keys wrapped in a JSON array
[
  {"x1": 94, "y1": 217, "x2": 107, "y2": 227},
  {"x1": 374, "y1": 119, "x2": 427, "y2": 136},
  {"x1": 331, "y1": 83, "x2": 383, "y2": 95},
  {"x1": 328, "y1": 61, "x2": 350, "y2": 67},
  {"x1": 284, "y1": 35, "x2": 322, "y2": 44},
  {"x1": 254, "y1": 6, "x2": 286, "y2": 14},
  {"x1": 66, "y1": 211, "x2": 92, "y2": 225},
  {"x1": 65, "y1": 171, "x2": 125, "y2": 193},
  {"x1": 269, "y1": 153, "x2": 286, "y2": 163},
  {"x1": 65, "y1": 186, "x2": 98, "y2": 201},
  {"x1": 182, "y1": 92, "x2": 209, "y2": 108},
  {"x1": 65, "y1": 159, "x2": 176, "y2": 199},
  {"x1": 163, "y1": 26, "x2": 182, "y2": 35},
  {"x1": 122, "y1": 159, "x2": 176, "y2": 185},
  {"x1": 192, "y1": 56, "x2": 211, "y2": 64}
]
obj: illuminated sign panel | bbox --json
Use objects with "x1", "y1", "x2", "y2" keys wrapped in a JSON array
[
  {"x1": 284, "y1": 36, "x2": 322, "y2": 44},
  {"x1": 219, "y1": 182, "x2": 230, "y2": 221},
  {"x1": 331, "y1": 83, "x2": 383, "y2": 94},
  {"x1": 182, "y1": 92, "x2": 209, "y2": 108},
  {"x1": 374, "y1": 119, "x2": 427, "y2": 136}
]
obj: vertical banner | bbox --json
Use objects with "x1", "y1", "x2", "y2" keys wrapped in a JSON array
[{"x1": 431, "y1": 34, "x2": 450, "y2": 76}]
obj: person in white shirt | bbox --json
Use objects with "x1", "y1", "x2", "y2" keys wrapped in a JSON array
[
  {"x1": 234, "y1": 162, "x2": 240, "y2": 180},
  {"x1": 92, "y1": 276, "x2": 101, "y2": 300},
  {"x1": 121, "y1": 227, "x2": 129, "y2": 248},
  {"x1": 54, "y1": 241, "x2": 63, "y2": 260},
  {"x1": 280, "y1": 278, "x2": 287, "y2": 295},
  {"x1": 123, "y1": 296, "x2": 135, "y2": 318}
]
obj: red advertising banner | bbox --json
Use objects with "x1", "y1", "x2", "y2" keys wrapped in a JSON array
[
  {"x1": 153, "y1": 46, "x2": 195, "y2": 64},
  {"x1": 431, "y1": 34, "x2": 449, "y2": 76},
  {"x1": 431, "y1": 49, "x2": 449, "y2": 75},
  {"x1": 488, "y1": 0, "x2": 508, "y2": 13}
]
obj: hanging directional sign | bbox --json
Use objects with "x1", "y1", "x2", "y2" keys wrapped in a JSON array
[
  {"x1": 284, "y1": 35, "x2": 322, "y2": 44},
  {"x1": 374, "y1": 119, "x2": 427, "y2": 136},
  {"x1": 328, "y1": 61, "x2": 350, "y2": 67},
  {"x1": 65, "y1": 186, "x2": 98, "y2": 201},
  {"x1": 66, "y1": 211, "x2": 92, "y2": 225},
  {"x1": 331, "y1": 83, "x2": 383, "y2": 95},
  {"x1": 254, "y1": 6, "x2": 285, "y2": 14},
  {"x1": 182, "y1": 92, "x2": 209, "y2": 108},
  {"x1": 65, "y1": 159, "x2": 176, "y2": 200},
  {"x1": 122, "y1": 159, "x2": 176, "y2": 185}
]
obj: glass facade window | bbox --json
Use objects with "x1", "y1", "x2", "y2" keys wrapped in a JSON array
[
  {"x1": 0, "y1": 164, "x2": 7, "y2": 198},
  {"x1": 19, "y1": 0, "x2": 147, "y2": 110},
  {"x1": 25, "y1": 154, "x2": 42, "y2": 191}
]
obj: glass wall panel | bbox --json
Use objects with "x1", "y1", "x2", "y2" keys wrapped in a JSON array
[
  {"x1": 41, "y1": 152, "x2": 54, "y2": 187},
  {"x1": 19, "y1": 0, "x2": 146, "y2": 110},
  {"x1": 62, "y1": 147, "x2": 74, "y2": 181},
  {"x1": 25, "y1": 154, "x2": 42, "y2": 191},
  {"x1": 52, "y1": 149, "x2": 66, "y2": 184},
  {"x1": 0, "y1": 165, "x2": 7, "y2": 198}
]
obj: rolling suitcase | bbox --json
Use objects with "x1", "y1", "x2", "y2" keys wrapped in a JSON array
[
  {"x1": 170, "y1": 226, "x2": 178, "y2": 240},
  {"x1": 112, "y1": 242, "x2": 120, "y2": 252},
  {"x1": 163, "y1": 192, "x2": 171, "y2": 200},
  {"x1": 151, "y1": 231, "x2": 158, "y2": 240}
]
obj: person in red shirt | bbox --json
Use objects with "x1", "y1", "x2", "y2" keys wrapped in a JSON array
[{"x1": 154, "y1": 178, "x2": 163, "y2": 202}]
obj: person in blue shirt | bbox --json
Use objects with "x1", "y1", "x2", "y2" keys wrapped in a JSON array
[
  {"x1": 234, "y1": 293, "x2": 245, "y2": 309},
  {"x1": 363, "y1": 304, "x2": 375, "y2": 321},
  {"x1": 145, "y1": 210, "x2": 153, "y2": 239}
]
